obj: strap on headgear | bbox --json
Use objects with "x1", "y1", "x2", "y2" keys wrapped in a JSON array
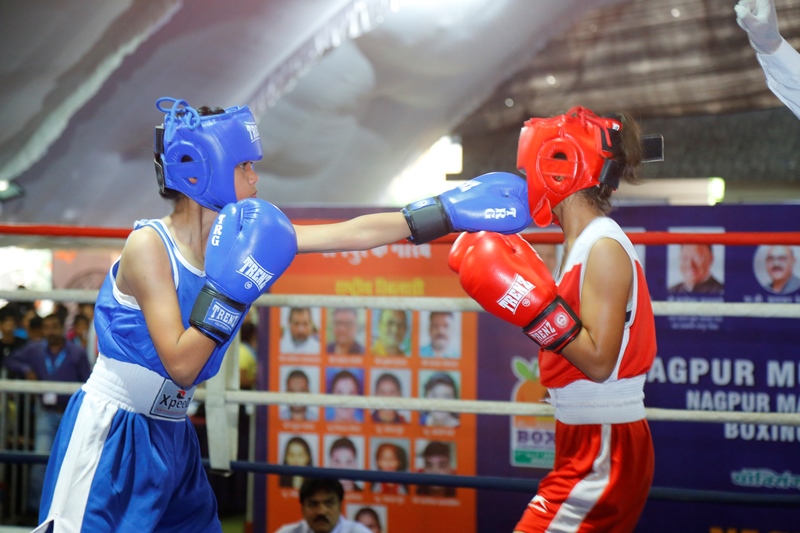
[{"x1": 153, "y1": 97, "x2": 263, "y2": 211}]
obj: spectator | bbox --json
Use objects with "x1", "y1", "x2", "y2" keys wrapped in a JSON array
[
  {"x1": 3, "y1": 293, "x2": 35, "y2": 340},
  {"x1": 419, "y1": 311, "x2": 460, "y2": 359},
  {"x1": 239, "y1": 321, "x2": 258, "y2": 390},
  {"x1": 0, "y1": 305, "x2": 27, "y2": 370},
  {"x1": 77, "y1": 303, "x2": 95, "y2": 323},
  {"x1": 23, "y1": 312, "x2": 45, "y2": 343},
  {"x1": 0, "y1": 304, "x2": 31, "y2": 492},
  {"x1": 280, "y1": 307, "x2": 321, "y2": 354},
  {"x1": 274, "y1": 478, "x2": 370, "y2": 533},
  {"x1": 51, "y1": 303, "x2": 69, "y2": 329},
  {"x1": 67, "y1": 314, "x2": 90, "y2": 350},
  {"x1": 4, "y1": 313, "x2": 91, "y2": 514},
  {"x1": 668, "y1": 244, "x2": 724, "y2": 295},
  {"x1": 326, "y1": 308, "x2": 364, "y2": 355}
]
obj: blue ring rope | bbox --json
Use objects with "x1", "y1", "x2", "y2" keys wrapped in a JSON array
[{"x1": 2, "y1": 452, "x2": 799, "y2": 506}]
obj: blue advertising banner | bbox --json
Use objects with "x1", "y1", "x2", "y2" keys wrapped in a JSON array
[{"x1": 476, "y1": 204, "x2": 800, "y2": 533}]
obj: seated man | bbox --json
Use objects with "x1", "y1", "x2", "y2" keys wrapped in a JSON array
[{"x1": 274, "y1": 478, "x2": 371, "y2": 533}]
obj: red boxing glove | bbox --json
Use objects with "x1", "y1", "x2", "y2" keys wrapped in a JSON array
[
  {"x1": 448, "y1": 231, "x2": 487, "y2": 273},
  {"x1": 452, "y1": 232, "x2": 581, "y2": 352}
]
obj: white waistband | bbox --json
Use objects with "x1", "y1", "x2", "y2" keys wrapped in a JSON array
[
  {"x1": 82, "y1": 355, "x2": 196, "y2": 421},
  {"x1": 546, "y1": 375, "x2": 646, "y2": 425}
]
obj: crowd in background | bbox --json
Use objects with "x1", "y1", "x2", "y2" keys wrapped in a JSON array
[
  {"x1": 0, "y1": 298, "x2": 261, "y2": 526},
  {"x1": 0, "y1": 299, "x2": 95, "y2": 525}
]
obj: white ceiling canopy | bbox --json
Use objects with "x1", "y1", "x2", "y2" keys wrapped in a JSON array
[{"x1": 0, "y1": 0, "x2": 623, "y2": 227}]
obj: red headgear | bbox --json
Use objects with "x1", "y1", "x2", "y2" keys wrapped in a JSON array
[{"x1": 517, "y1": 106, "x2": 622, "y2": 227}]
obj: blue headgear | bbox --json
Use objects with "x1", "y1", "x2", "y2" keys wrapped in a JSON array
[{"x1": 153, "y1": 97, "x2": 263, "y2": 211}]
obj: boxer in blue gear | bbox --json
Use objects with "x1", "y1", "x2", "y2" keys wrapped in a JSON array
[{"x1": 34, "y1": 98, "x2": 531, "y2": 533}]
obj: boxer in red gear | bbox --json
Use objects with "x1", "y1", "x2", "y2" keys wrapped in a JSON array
[{"x1": 451, "y1": 106, "x2": 659, "y2": 533}]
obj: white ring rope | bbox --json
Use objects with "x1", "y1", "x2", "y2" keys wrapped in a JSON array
[
  {"x1": 0, "y1": 290, "x2": 798, "y2": 318},
  {"x1": 1, "y1": 288, "x2": 798, "y2": 434},
  {"x1": 1, "y1": 380, "x2": 798, "y2": 426}
]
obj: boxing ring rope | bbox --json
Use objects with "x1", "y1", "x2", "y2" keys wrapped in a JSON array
[
  {"x1": 1, "y1": 291, "x2": 799, "y2": 319},
  {"x1": 0, "y1": 451, "x2": 798, "y2": 508},
  {"x1": 0, "y1": 379, "x2": 798, "y2": 426},
  {"x1": 2, "y1": 222, "x2": 800, "y2": 245},
  {"x1": 1, "y1": 226, "x2": 800, "y2": 511}
]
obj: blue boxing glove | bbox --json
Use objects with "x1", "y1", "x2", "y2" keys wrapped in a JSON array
[
  {"x1": 191, "y1": 198, "x2": 298, "y2": 344},
  {"x1": 402, "y1": 172, "x2": 531, "y2": 244}
]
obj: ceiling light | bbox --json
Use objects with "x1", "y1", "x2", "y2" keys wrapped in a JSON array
[
  {"x1": 384, "y1": 135, "x2": 463, "y2": 204},
  {"x1": 707, "y1": 177, "x2": 725, "y2": 205},
  {"x1": 0, "y1": 180, "x2": 23, "y2": 201}
]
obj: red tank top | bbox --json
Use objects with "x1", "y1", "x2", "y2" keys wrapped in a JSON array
[{"x1": 539, "y1": 217, "x2": 657, "y2": 388}]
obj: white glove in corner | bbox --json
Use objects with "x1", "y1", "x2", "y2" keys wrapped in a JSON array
[{"x1": 735, "y1": 0, "x2": 783, "y2": 55}]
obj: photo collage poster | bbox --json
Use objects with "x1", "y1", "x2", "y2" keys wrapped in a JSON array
[{"x1": 264, "y1": 239, "x2": 478, "y2": 533}]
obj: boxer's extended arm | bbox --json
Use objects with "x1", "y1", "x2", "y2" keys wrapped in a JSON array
[{"x1": 295, "y1": 172, "x2": 532, "y2": 252}]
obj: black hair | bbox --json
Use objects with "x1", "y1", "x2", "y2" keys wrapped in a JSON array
[
  {"x1": 0, "y1": 305, "x2": 19, "y2": 323},
  {"x1": 28, "y1": 315, "x2": 44, "y2": 330},
  {"x1": 422, "y1": 441, "x2": 451, "y2": 459},
  {"x1": 329, "y1": 437, "x2": 357, "y2": 457},
  {"x1": 286, "y1": 369, "x2": 309, "y2": 384},
  {"x1": 240, "y1": 321, "x2": 257, "y2": 345},
  {"x1": 283, "y1": 436, "x2": 313, "y2": 466},
  {"x1": 375, "y1": 442, "x2": 408, "y2": 472},
  {"x1": 329, "y1": 369, "x2": 362, "y2": 395},
  {"x1": 43, "y1": 312, "x2": 64, "y2": 327},
  {"x1": 580, "y1": 111, "x2": 644, "y2": 215},
  {"x1": 299, "y1": 477, "x2": 344, "y2": 504},
  {"x1": 423, "y1": 372, "x2": 458, "y2": 398},
  {"x1": 355, "y1": 507, "x2": 381, "y2": 528},
  {"x1": 374, "y1": 372, "x2": 402, "y2": 395}
]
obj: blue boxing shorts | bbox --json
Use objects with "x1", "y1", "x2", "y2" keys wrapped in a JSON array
[{"x1": 36, "y1": 355, "x2": 221, "y2": 533}]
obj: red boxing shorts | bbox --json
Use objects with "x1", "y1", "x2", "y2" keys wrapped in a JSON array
[{"x1": 514, "y1": 419, "x2": 654, "y2": 533}]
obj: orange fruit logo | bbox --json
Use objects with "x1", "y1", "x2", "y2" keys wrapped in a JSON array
[{"x1": 510, "y1": 356, "x2": 551, "y2": 427}]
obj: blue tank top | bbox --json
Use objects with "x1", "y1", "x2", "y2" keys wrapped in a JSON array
[{"x1": 94, "y1": 219, "x2": 235, "y2": 385}]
